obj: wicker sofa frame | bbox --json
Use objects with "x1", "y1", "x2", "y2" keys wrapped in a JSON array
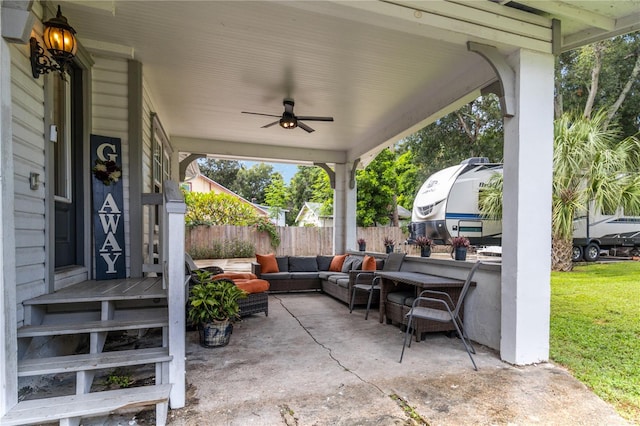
[{"x1": 238, "y1": 292, "x2": 268, "y2": 317}]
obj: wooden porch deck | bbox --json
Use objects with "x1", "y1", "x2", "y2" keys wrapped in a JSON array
[{"x1": 24, "y1": 277, "x2": 166, "y2": 305}]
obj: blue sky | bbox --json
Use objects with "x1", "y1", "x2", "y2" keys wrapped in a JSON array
[{"x1": 242, "y1": 161, "x2": 298, "y2": 184}]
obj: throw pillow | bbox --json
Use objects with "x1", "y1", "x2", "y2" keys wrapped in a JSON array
[
  {"x1": 362, "y1": 255, "x2": 376, "y2": 271},
  {"x1": 341, "y1": 256, "x2": 360, "y2": 273},
  {"x1": 256, "y1": 253, "x2": 279, "y2": 273},
  {"x1": 329, "y1": 254, "x2": 348, "y2": 272}
]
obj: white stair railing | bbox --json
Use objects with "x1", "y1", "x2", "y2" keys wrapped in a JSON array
[{"x1": 161, "y1": 181, "x2": 186, "y2": 409}]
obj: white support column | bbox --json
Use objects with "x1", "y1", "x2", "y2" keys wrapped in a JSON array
[
  {"x1": 0, "y1": 35, "x2": 18, "y2": 415},
  {"x1": 163, "y1": 181, "x2": 186, "y2": 409},
  {"x1": 333, "y1": 163, "x2": 357, "y2": 254},
  {"x1": 501, "y1": 48, "x2": 554, "y2": 364}
]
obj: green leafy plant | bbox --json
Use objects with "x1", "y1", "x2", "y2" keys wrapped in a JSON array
[
  {"x1": 187, "y1": 273, "x2": 247, "y2": 323},
  {"x1": 188, "y1": 239, "x2": 255, "y2": 260},
  {"x1": 252, "y1": 216, "x2": 281, "y2": 248},
  {"x1": 105, "y1": 371, "x2": 133, "y2": 388}
]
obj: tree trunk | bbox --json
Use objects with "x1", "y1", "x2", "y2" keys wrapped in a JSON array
[
  {"x1": 604, "y1": 51, "x2": 640, "y2": 129},
  {"x1": 583, "y1": 42, "x2": 604, "y2": 119},
  {"x1": 552, "y1": 235, "x2": 573, "y2": 272}
]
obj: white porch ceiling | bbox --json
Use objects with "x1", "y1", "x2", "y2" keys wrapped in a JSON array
[{"x1": 60, "y1": 0, "x2": 640, "y2": 167}]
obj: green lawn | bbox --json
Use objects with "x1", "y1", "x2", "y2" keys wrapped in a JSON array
[{"x1": 550, "y1": 262, "x2": 640, "y2": 423}]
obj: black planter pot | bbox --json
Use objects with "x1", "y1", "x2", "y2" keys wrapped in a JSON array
[
  {"x1": 199, "y1": 320, "x2": 233, "y2": 348},
  {"x1": 358, "y1": 243, "x2": 366, "y2": 252},
  {"x1": 385, "y1": 245, "x2": 394, "y2": 254},
  {"x1": 453, "y1": 247, "x2": 467, "y2": 261},
  {"x1": 420, "y1": 246, "x2": 431, "y2": 257}
]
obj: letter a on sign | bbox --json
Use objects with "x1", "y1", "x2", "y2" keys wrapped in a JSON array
[{"x1": 91, "y1": 134, "x2": 126, "y2": 279}]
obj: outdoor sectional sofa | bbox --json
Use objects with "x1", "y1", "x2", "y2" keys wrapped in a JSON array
[{"x1": 251, "y1": 254, "x2": 384, "y2": 306}]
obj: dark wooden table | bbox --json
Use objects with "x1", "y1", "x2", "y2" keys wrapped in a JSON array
[{"x1": 374, "y1": 271, "x2": 466, "y2": 340}]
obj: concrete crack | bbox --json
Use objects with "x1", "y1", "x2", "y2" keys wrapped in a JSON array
[{"x1": 274, "y1": 296, "x2": 386, "y2": 395}]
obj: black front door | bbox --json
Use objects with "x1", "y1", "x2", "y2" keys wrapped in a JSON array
[{"x1": 54, "y1": 66, "x2": 84, "y2": 268}]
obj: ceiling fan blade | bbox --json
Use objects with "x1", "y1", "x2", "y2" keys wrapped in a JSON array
[
  {"x1": 296, "y1": 116, "x2": 334, "y2": 122},
  {"x1": 297, "y1": 121, "x2": 315, "y2": 133},
  {"x1": 242, "y1": 111, "x2": 281, "y2": 118},
  {"x1": 262, "y1": 120, "x2": 280, "y2": 128}
]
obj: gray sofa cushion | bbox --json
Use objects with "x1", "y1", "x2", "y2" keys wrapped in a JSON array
[
  {"x1": 289, "y1": 272, "x2": 320, "y2": 280},
  {"x1": 318, "y1": 271, "x2": 342, "y2": 280},
  {"x1": 335, "y1": 277, "x2": 350, "y2": 288},
  {"x1": 387, "y1": 291, "x2": 414, "y2": 305},
  {"x1": 276, "y1": 256, "x2": 289, "y2": 272},
  {"x1": 316, "y1": 255, "x2": 333, "y2": 271},
  {"x1": 289, "y1": 256, "x2": 318, "y2": 272},
  {"x1": 328, "y1": 274, "x2": 347, "y2": 284},
  {"x1": 261, "y1": 272, "x2": 291, "y2": 280}
]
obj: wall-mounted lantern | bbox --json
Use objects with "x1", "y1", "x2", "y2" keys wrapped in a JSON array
[{"x1": 30, "y1": 5, "x2": 77, "y2": 79}]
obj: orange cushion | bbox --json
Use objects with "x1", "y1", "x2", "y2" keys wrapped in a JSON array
[
  {"x1": 214, "y1": 272, "x2": 257, "y2": 280},
  {"x1": 329, "y1": 254, "x2": 348, "y2": 272},
  {"x1": 362, "y1": 255, "x2": 376, "y2": 271},
  {"x1": 235, "y1": 279, "x2": 270, "y2": 294},
  {"x1": 256, "y1": 253, "x2": 279, "y2": 273}
]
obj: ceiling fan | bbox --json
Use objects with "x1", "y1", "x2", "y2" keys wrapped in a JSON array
[{"x1": 242, "y1": 98, "x2": 334, "y2": 133}]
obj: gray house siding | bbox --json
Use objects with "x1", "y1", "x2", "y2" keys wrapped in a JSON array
[{"x1": 10, "y1": 42, "x2": 46, "y2": 327}]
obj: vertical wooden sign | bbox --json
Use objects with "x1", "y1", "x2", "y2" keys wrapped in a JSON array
[{"x1": 91, "y1": 134, "x2": 126, "y2": 280}]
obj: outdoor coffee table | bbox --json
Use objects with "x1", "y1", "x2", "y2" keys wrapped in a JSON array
[{"x1": 375, "y1": 271, "x2": 467, "y2": 341}]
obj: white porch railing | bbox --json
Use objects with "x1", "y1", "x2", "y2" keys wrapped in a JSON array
[{"x1": 143, "y1": 181, "x2": 186, "y2": 409}]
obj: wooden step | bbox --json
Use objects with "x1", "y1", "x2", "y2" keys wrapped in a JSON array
[
  {"x1": 0, "y1": 384, "x2": 171, "y2": 426},
  {"x1": 18, "y1": 347, "x2": 172, "y2": 377},
  {"x1": 23, "y1": 277, "x2": 166, "y2": 306},
  {"x1": 17, "y1": 314, "x2": 168, "y2": 338}
]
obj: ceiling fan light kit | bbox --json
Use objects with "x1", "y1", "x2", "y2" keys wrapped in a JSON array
[{"x1": 242, "y1": 98, "x2": 333, "y2": 133}]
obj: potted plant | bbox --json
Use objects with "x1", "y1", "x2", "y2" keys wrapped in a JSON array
[
  {"x1": 357, "y1": 238, "x2": 367, "y2": 252},
  {"x1": 187, "y1": 271, "x2": 247, "y2": 348},
  {"x1": 383, "y1": 236, "x2": 395, "y2": 254},
  {"x1": 450, "y1": 236, "x2": 470, "y2": 261},
  {"x1": 414, "y1": 236, "x2": 433, "y2": 257}
]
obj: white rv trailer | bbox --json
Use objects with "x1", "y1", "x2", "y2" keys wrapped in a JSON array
[
  {"x1": 408, "y1": 158, "x2": 503, "y2": 246},
  {"x1": 408, "y1": 158, "x2": 640, "y2": 261}
]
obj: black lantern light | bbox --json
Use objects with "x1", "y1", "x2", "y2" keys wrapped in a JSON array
[{"x1": 30, "y1": 5, "x2": 77, "y2": 78}]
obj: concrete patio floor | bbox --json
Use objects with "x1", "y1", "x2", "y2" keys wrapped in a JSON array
[{"x1": 167, "y1": 292, "x2": 628, "y2": 425}]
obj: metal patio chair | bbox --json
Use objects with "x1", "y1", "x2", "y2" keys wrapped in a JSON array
[
  {"x1": 349, "y1": 252, "x2": 405, "y2": 320},
  {"x1": 399, "y1": 260, "x2": 484, "y2": 370}
]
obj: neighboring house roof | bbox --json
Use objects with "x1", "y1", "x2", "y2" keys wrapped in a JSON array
[{"x1": 295, "y1": 202, "x2": 330, "y2": 225}]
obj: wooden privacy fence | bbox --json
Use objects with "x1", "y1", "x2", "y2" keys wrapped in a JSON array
[{"x1": 185, "y1": 225, "x2": 408, "y2": 256}]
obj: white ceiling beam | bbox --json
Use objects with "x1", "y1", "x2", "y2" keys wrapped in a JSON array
[
  {"x1": 349, "y1": 55, "x2": 497, "y2": 166},
  {"x1": 513, "y1": 0, "x2": 616, "y2": 31},
  {"x1": 63, "y1": 1, "x2": 115, "y2": 16},
  {"x1": 171, "y1": 137, "x2": 346, "y2": 165},
  {"x1": 80, "y1": 39, "x2": 134, "y2": 59},
  {"x1": 562, "y1": 10, "x2": 640, "y2": 52},
  {"x1": 285, "y1": 0, "x2": 553, "y2": 53}
]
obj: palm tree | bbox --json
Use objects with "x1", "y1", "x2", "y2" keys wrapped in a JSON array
[{"x1": 479, "y1": 110, "x2": 640, "y2": 271}]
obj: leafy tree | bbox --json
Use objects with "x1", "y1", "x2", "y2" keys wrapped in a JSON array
[
  {"x1": 356, "y1": 148, "x2": 396, "y2": 227},
  {"x1": 233, "y1": 163, "x2": 274, "y2": 204},
  {"x1": 264, "y1": 172, "x2": 290, "y2": 224},
  {"x1": 264, "y1": 172, "x2": 289, "y2": 208},
  {"x1": 395, "y1": 150, "x2": 420, "y2": 210},
  {"x1": 197, "y1": 159, "x2": 241, "y2": 189},
  {"x1": 401, "y1": 94, "x2": 503, "y2": 184},
  {"x1": 288, "y1": 166, "x2": 329, "y2": 225},
  {"x1": 479, "y1": 110, "x2": 640, "y2": 271},
  {"x1": 556, "y1": 32, "x2": 640, "y2": 136}
]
